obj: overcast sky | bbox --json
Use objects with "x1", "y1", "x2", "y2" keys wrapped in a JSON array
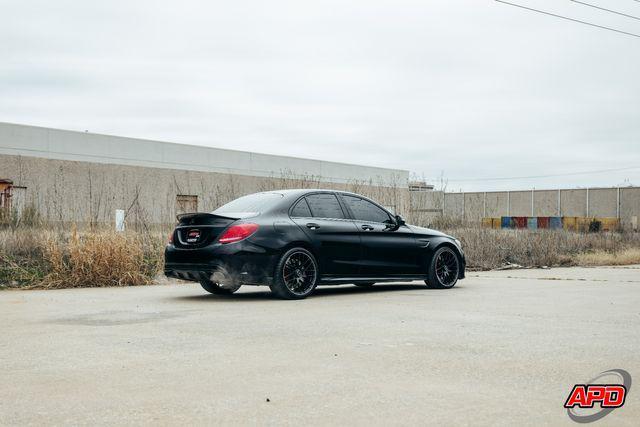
[{"x1": 1, "y1": 0, "x2": 639, "y2": 191}]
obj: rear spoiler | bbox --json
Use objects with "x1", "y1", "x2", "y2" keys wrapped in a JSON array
[{"x1": 176, "y1": 212, "x2": 239, "y2": 222}]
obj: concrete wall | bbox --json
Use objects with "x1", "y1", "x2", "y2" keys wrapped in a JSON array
[
  {"x1": 561, "y1": 189, "x2": 587, "y2": 217},
  {"x1": 485, "y1": 192, "x2": 508, "y2": 217},
  {"x1": 410, "y1": 187, "x2": 640, "y2": 229},
  {"x1": 534, "y1": 190, "x2": 558, "y2": 217},
  {"x1": 0, "y1": 122, "x2": 410, "y2": 225},
  {"x1": 588, "y1": 188, "x2": 617, "y2": 218},
  {"x1": 444, "y1": 193, "x2": 463, "y2": 218},
  {"x1": 509, "y1": 191, "x2": 531, "y2": 217},
  {"x1": 0, "y1": 154, "x2": 411, "y2": 225},
  {"x1": 464, "y1": 193, "x2": 484, "y2": 221},
  {"x1": 620, "y1": 187, "x2": 640, "y2": 228},
  {"x1": 3, "y1": 123, "x2": 638, "y2": 229}
]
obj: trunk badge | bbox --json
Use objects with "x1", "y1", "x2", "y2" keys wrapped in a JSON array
[{"x1": 186, "y1": 229, "x2": 201, "y2": 243}]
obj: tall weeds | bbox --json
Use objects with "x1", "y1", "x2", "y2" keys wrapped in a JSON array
[
  {"x1": 443, "y1": 227, "x2": 640, "y2": 270},
  {"x1": 40, "y1": 228, "x2": 161, "y2": 288},
  {"x1": 1, "y1": 219, "x2": 639, "y2": 289},
  {"x1": 0, "y1": 226, "x2": 164, "y2": 289}
]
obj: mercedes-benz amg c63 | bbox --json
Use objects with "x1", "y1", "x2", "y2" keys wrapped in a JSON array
[{"x1": 165, "y1": 189, "x2": 465, "y2": 299}]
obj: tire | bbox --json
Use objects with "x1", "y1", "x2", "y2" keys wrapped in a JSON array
[
  {"x1": 355, "y1": 282, "x2": 375, "y2": 287},
  {"x1": 269, "y1": 247, "x2": 319, "y2": 300},
  {"x1": 425, "y1": 246, "x2": 460, "y2": 289},
  {"x1": 200, "y1": 279, "x2": 241, "y2": 295}
]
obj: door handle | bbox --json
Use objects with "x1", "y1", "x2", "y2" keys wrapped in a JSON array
[
  {"x1": 361, "y1": 224, "x2": 374, "y2": 231},
  {"x1": 306, "y1": 223, "x2": 320, "y2": 230}
]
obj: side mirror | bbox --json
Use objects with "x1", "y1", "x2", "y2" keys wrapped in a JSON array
[{"x1": 395, "y1": 215, "x2": 406, "y2": 227}]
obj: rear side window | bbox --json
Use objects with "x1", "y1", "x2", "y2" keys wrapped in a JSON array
[
  {"x1": 290, "y1": 198, "x2": 312, "y2": 217},
  {"x1": 342, "y1": 195, "x2": 391, "y2": 223},
  {"x1": 305, "y1": 193, "x2": 345, "y2": 219}
]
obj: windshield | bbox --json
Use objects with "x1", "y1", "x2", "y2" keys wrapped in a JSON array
[{"x1": 213, "y1": 192, "x2": 284, "y2": 216}]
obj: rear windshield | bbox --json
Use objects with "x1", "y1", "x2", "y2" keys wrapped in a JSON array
[{"x1": 213, "y1": 192, "x2": 284, "y2": 216}]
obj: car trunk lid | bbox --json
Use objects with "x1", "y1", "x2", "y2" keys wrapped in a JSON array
[{"x1": 172, "y1": 213, "x2": 238, "y2": 248}]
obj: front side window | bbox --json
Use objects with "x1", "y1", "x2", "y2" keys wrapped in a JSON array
[
  {"x1": 305, "y1": 193, "x2": 345, "y2": 219},
  {"x1": 342, "y1": 195, "x2": 391, "y2": 223}
]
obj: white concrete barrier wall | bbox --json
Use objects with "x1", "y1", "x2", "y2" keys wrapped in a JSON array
[{"x1": 411, "y1": 188, "x2": 640, "y2": 228}]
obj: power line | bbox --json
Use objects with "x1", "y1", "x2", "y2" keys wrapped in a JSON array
[
  {"x1": 426, "y1": 166, "x2": 640, "y2": 183},
  {"x1": 570, "y1": 0, "x2": 640, "y2": 21},
  {"x1": 494, "y1": 0, "x2": 640, "y2": 38}
]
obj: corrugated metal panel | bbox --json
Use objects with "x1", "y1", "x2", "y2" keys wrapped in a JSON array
[
  {"x1": 527, "y1": 217, "x2": 537, "y2": 229},
  {"x1": 549, "y1": 217, "x2": 562, "y2": 230},
  {"x1": 482, "y1": 217, "x2": 502, "y2": 229},
  {"x1": 598, "y1": 217, "x2": 620, "y2": 231},
  {"x1": 576, "y1": 217, "x2": 592, "y2": 232},
  {"x1": 514, "y1": 217, "x2": 527, "y2": 229},
  {"x1": 563, "y1": 217, "x2": 578, "y2": 231},
  {"x1": 560, "y1": 217, "x2": 620, "y2": 232},
  {"x1": 537, "y1": 217, "x2": 550, "y2": 229},
  {"x1": 501, "y1": 216, "x2": 513, "y2": 229}
]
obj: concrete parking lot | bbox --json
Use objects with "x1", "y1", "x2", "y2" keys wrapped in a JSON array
[{"x1": 1, "y1": 266, "x2": 639, "y2": 426}]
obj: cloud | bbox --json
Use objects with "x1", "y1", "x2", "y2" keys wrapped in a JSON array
[{"x1": 1, "y1": 0, "x2": 638, "y2": 190}]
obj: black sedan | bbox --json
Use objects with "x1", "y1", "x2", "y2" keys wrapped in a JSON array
[{"x1": 165, "y1": 189, "x2": 465, "y2": 299}]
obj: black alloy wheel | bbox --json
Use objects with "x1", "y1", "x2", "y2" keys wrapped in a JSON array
[
  {"x1": 426, "y1": 247, "x2": 460, "y2": 289},
  {"x1": 270, "y1": 248, "x2": 318, "y2": 299}
]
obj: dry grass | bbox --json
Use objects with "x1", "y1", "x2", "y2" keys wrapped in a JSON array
[
  {"x1": 443, "y1": 227, "x2": 640, "y2": 270},
  {"x1": 1, "y1": 221, "x2": 639, "y2": 289},
  {"x1": 0, "y1": 226, "x2": 164, "y2": 289},
  {"x1": 574, "y1": 248, "x2": 640, "y2": 266},
  {"x1": 0, "y1": 228, "x2": 49, "y2": 287},
  {"x1": 40, "y1": 228, "x2": 163, "y2": 289}
]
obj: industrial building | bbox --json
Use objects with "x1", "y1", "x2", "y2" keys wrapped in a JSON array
[
  {"x1": 0, "y1": 122, "x2": 410, "y2": 225},
  {"x1": 1, "y1": 122, "x2": 638, "y2": 229}
]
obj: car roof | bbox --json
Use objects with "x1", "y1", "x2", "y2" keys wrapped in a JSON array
[
  {"x1": 264, "y1": 189, "x2": 386, "y2": 209},
  {"x1": 266, "y1": 189, "x2": 360, "y2": 197}
]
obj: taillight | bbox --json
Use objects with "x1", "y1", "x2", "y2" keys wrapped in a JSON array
[{"x1": 218, "y1": 223, "x2": 259, "y2": 244}]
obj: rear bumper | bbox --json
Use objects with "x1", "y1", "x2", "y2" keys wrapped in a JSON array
[
  {"x1": 164, "y1": 262, "x2": 228, "y2": 282},
  {"x1": 164, "y1": 241, "x2": 277, "y2": 286}
]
